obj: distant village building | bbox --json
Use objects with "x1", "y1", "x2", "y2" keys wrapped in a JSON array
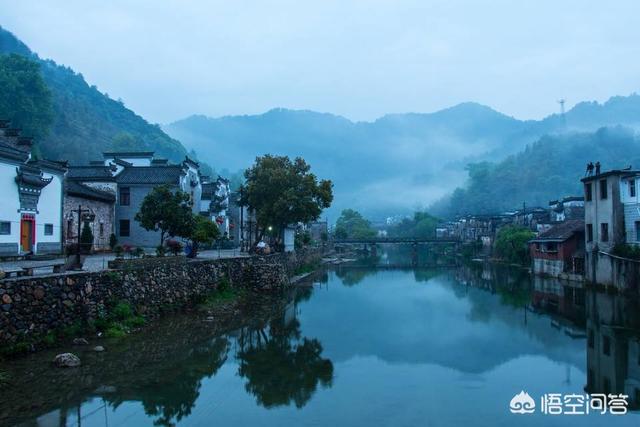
[
  {"x1": 529, "y1": 219, "x2": 585, "y2": 280},
  {"x1": 0, "y1": 120, "x2": 66, "y2": 255},
  {"x1": 66, "y1": 151, "x2": 202, "y2": 249},
  {"x1": 549, "y1": 196, "x2": 585, "y2": 223},
  {"x1": 201, "y1": 176, "x2": 231, "y2": 237}
]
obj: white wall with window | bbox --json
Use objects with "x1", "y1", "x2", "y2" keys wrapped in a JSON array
[{"x1": 621, "y1": 174, "x2": 640, "y2": 245}]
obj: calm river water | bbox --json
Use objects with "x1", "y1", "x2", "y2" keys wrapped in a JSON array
[{"x1": 2, "y1": 257, "x2": 640, "y2": 426}]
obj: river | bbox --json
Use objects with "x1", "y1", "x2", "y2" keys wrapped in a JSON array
[{"x1": 2, "y1": 254, "x2": 640, "y2": 426}]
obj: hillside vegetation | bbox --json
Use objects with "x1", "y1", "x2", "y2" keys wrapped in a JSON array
[
  {"x1": 433, "y1": 126, "x2": 640, "y2": 217},
  {"x1": 0, "y1": 26, "x2": 207, "y2": 170}
]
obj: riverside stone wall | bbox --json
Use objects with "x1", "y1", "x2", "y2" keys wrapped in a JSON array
[{"x1": 0, "y1": 249, "x2": 322, "y2": 348}]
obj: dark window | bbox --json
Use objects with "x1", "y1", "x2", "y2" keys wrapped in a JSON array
[
  {"x1": 545, "y1": 242, "x2": 558, "y2": 252},
  {"x1": 586, "y1": 224, "x2": 593, "y2": 242},
  {"x1": 99, "y1": 223, "x2": 104, "y2": 237},
  {"x1": 603, "y1": 335, "x2": 611, "y2": 356},
  {"x1": 601, "y1": 223, "x2": 609, "y2": 242},
  {"x1": 636, "y1": 389, "x2": 640, "y2": 406},
  {"x1": 630, "y1": 179, "x2": 636, "y2": 198},
  {"x1": 44, "y1": 223, "x2": 53, "y2": 236},
  {"x1": 600, "y1": 179, "x2": 608, "y2": 199},
  {"x1": 588, "y1": 329, "x2": 594, "y2": 348},
  {"x1": 120, "y1": 187, "x2": 131, "y2": 206},
  {"x1": 636, "y1": 222, "x2": 640, "y2": 242},
  {"x1": 585, "y1": 183, "x2": 593, "y2": 201},
  {"x1": 67, "y1": 219, "x2": 73, "y2": 238},
  {"x1": 119, "y1": 219, "x2": 130, "y2": 237},
  {"x1": 0, "y1": 221, "x2": 10, "y2": 235}
]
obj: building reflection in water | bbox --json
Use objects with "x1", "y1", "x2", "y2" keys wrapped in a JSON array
[
  {"x1": 586, "y1": 290, "x2": 640, "y2": 408},
  {"x1": 457, "y1": 260, "x2": 640, "y2": 409}
]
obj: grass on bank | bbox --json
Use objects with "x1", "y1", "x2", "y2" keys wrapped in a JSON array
[
  {"x1": 0, "y1": 300, "x2": 146, "y2": 357},
  {"x1": 293, "y1": 261, "x2": 320, "y2": 276},
  {"x1": 195, "y1": 277, "x2": 241, "y2": 310}
]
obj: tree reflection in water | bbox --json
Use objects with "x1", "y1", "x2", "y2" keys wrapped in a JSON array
[
  {"x1": 237, "y1": 313, "x2": 333, "y2": 409},
  {"x1": 105, "y1": 337, "x2": 230, "y2": 426}
]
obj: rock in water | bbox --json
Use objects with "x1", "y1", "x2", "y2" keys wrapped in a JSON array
[
  {"x1": 53, "y1": 353, "x2": 81, "y2": 367},
  {"x1": 73, "y1": 338, "x2": 89, "y2": 346},
  {"x1": 93, "y1": 346, "x2": 105, "y2": 352}
]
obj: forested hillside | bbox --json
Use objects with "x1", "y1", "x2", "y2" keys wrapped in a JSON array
[
  {"x1": 0, "y1": 26, "x2": 205, "y2": 169},
  {"x1": 433, "y1": 126, "x2": 640, "y2": 217}
]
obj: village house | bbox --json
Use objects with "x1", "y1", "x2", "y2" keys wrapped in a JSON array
[
  {"x1": 582, "y1": 168, "x2": 640, "y2": 286},
  {"x1": 64, "y1": 180, "x2": 116, "y2": 251},
  {"x1": 66, "y1": 151, "x2": 202, "y2": 249},
  {"x1": 0, "y1": 120, "x2": 66, "y2": 256},
  {"x1": 529, "y1": 219, "x2": 585, "y2": 281},
  {"x1": 201, "y1": 176, "x2": 232, "y2": 237},
  {"x1": 620, "y1": 172, "x2": 640, "y2": 244},
  {"x1": 549, "y1": 196, "x2": 585, "y2": 223}
]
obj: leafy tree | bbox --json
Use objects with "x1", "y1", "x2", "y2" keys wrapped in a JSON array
[
  {"x1": 135, "y1": 185, "x2": 193, "y2": 246},
  {"x1": 494, "y1": 226, "x2": 535, "y2": 265},
  {"x1": 388, "y1": 211, "x2": 440, "y2": 238},
  {"x1": 188, "y1": 216, "x2": 220, "y2": 257},
  {"x1": 334, "y1": 209, "x2": 376, "y2": 239},
  {"x1": 0, "y1": 53, "x2": 53, "y2": 142},
  {"x1": 242, "y1": 155, "x2": 333, "y2": 243},
  {"x1": 111, "y1": 132, "x2": 140, "y2": 151},
  {"x1": 80, "y1": 221, "x2": 94, "y2": 253}
]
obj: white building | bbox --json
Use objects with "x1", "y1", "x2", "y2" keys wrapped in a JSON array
[
  {"x1": 620, "y1": 172, "x2": 640, "y2": 244},
  {"x1": 0, "y1": 122, "x2": 66, "y2": 255}
]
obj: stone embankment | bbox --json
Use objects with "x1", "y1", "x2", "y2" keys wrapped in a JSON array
[{"x1": 0, "y1": 249, "x2": 322, "y2": 349}]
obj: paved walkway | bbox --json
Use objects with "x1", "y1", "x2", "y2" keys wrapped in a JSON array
[{"x1": 0, "y1": 249, "x2": 249, "y2": 276}]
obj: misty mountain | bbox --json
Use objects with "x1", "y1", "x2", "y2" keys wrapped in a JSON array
[
  {"x1": 434, "y1": 126, "x2": 640, "y2": 217},
  {"x1": 0, "y1": 26, "x2": 202, "y2": 169},
  {"x1": 165, "y1": 94, "x2": 640, "y2": 219}
]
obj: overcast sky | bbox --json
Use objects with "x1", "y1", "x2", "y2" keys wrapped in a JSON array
[{"x1": 2, "y1": 0, "x2": 640, "y2": 124}]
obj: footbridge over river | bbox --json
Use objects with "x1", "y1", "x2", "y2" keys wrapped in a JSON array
[{"x1": 333, "y1": 237, "x2": 460, "y2": 244}]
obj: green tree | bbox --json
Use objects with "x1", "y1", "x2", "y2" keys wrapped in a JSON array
[
  {"x1": 242, "y1": 155, "x2": 333, "y2": 243},
  {"x1": 188, "y1": 216, "x2": 220, "y2": 257},
  {"x1": 80, "y1": 221, "x2": 94, "y2": 253},
  {"x1": 0, "y1": 53, "x2": 53, "y2": 142},
  {"x1": 388, "y1": 211, "x2": 440, "y2": 238},
  {"x1": 135, "y1": 185, "x2": 194, "y2": 246},
  {"x1": 494, "y1": 226, "x2": 535, "y2": 265},
  {"x1": 111, "y1": 132, "x2": 140, "y2": 151},
  {"x1": 334, "y1": 209, "x2": 376, "y2": 239}
]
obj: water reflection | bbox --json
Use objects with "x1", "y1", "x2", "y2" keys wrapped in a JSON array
[
  {"x1": 7, "y1": 259, "x2": 640, "y2": 426},
  {"x1": 237, "y1": 314, "x2": 333, "y2": 409},
  {"x1": 586, "y1": 291, "x2": 640, "y2": 408}
]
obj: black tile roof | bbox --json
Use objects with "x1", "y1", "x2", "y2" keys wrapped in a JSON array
[
  {"x1": 116, "y1": 166, "x2": 184, "y2": 185},
  {"x1": 530, "y1": 219, "x2": 584, "y2": 243},
  {"x1": 67, "y1": 166, "x2": 116, "y2": 181},
  {"x1": 66, "y1": 181, "x2": 115, "y2": 203}
]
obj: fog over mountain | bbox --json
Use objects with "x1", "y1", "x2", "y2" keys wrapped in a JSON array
[{"x1": 165, "y1": 94, "x2": 640, "y2": 219}]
